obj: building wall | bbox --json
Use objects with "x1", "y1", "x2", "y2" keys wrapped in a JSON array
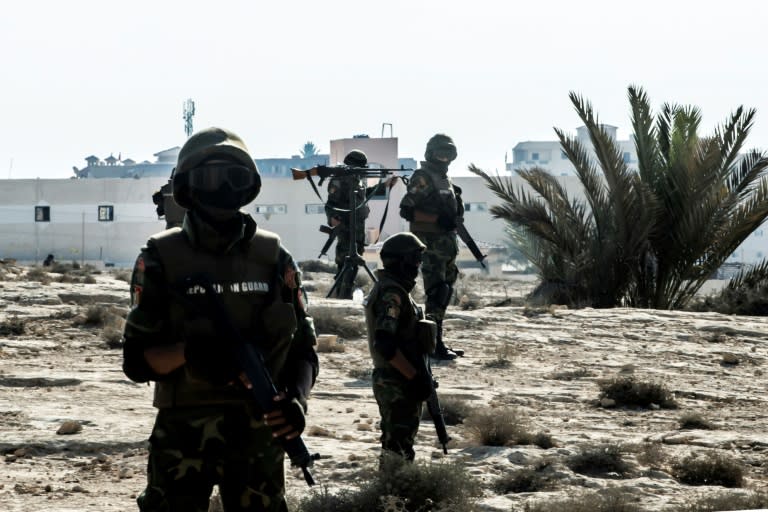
[{"x1": 1, "y1": 174, "x2": 764, "y2": 270}]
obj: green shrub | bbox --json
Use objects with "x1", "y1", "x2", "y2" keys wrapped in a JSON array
[
  {"x1": 567, "y1": 444, "x2": 630, "y2": 477},
  {"x1": 671, "y1": 451, "x2": 744, "y2": 488},
  {"x1": 598, "y1": 376, "x2": 676, "y2": 409}
]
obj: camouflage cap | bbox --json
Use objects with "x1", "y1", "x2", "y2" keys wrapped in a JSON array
[
  {"x1": 424, "y1": 133, "x2": 457, "y2": 163},
  {"x1": 343, "y1": 150, "x2": 368, "y2": 167}
]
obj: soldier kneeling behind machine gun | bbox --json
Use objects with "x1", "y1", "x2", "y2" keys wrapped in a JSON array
[{"x1": 364, "y1": 232, "x2": 451, "y2": 462}]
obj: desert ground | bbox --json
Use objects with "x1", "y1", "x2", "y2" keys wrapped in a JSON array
[{"x1": 1, "y1": 260, "x2": 767, "y2": 511}]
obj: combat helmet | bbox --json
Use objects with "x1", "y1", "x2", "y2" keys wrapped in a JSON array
[
  {"x1": 380, "y1": 232, "x2": 426, "y2": 268},
  {"x1": 424, "y1": 133, "x2": 457, "y2": 164},
  {"x1": 172, "y1": 127, "x2": 261, "y2": 209},
  {"x1": 343, "y1": 149, "x2": 368, "y2": 167}
]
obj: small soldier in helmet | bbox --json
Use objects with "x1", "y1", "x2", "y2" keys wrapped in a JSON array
[
  {"x1": 365, "y1": 232, "x2": 437, "y2": 461},
  {"x1": 122, "y1": 127, "x2": 319, "y2": 512},
  {"x1": 324, "y1": 149, "x2": 372, "y2": 299},
  {"x1": 399, "y1": 134, "x2": 465, "y2": 360}
]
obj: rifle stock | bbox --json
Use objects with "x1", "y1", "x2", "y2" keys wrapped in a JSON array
[{"x1": 456, "y1": 220, "x2": 487, "y2": 269}]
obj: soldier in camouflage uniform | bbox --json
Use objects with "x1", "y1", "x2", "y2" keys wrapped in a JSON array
[
  {"x1": 122, "y1": 127, "x2": 319, "y2": 512},
  {"x1": 399, "y1": 134, "x2": 465, "y2": 360},
  {"x1": 324, "y1": 150, "x2": 371, "y2": 299},
  {"x1": 365, "y1": 232, "x2": 436, "y2": 461}
]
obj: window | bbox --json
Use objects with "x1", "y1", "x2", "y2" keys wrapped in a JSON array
[
  {"x1": 305, "y1": 204, "x2": 325, "y2": 214},
  {"x1": 623, "y1": 152, "x2": 632, "y2": 164},
  {"x1": 531, "y1": 152, "x2": 539, "y2": 161},
  {"x1": 253, "y1": 204, "x2": 287, "y2": 214},
  {"x1": 98, "y1": 205, "x2": 114, "y2": 221},
  {"x1": 464, "y1": 202, "x2": 488, "y2": 213},
  {"x1": 35, "y1": 206, "x2": 50, "y2": 222}
]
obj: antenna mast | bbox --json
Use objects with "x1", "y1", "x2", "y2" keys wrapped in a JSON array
[{"x1": 183, "y1": 99, "x2": 196, "y2": 138}]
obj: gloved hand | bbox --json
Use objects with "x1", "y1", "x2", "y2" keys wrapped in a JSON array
[
  {"x1": 184, "y1": 337, "x2": 240, "y2": 385},
  {"x1": 436, "y1": 214, "x2": 457, "y2": 231},
  {"x1": 404, "y1": 369, "x2": 434, "y2": 402},
  {"x1": 265, "y1": 396, "x2": 306, "y2": 439}
]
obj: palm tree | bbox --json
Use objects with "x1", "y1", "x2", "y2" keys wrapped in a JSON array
[
  {"x1": 471, "y1": 86, "x2": 768, "y2": 309},
  {"x1": 300, "y1": 141, "x2": 320, "y2": 158}
]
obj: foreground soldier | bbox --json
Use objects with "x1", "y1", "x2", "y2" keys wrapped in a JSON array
[
  {"x1": 324, "y1": 150, "x2": 370, "y2": 299},
  {"x1": 122, "y1": 127, "x2": 318, "y2": 512},
  {"x1": 365, "y1": 232, "x2": 436, "y2": 461},
  {"x1": 398, "y1": 134, "x2": 465, "y2": 360}
]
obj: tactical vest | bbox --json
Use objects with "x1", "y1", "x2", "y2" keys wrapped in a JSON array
[
  {"x1": 408, "y1": 165, "x2": 459, "y2": 233},
  {"x1": 147, "y1": 226, "x2": 297, "y2": 408},
  {"x1": 364, "y1": 273, "x2": 424, "y2": 370}
]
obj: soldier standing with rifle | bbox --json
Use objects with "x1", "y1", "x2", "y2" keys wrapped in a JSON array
[
  {"x1": 324, "y1": 150, "x2": 371, "y2": 299},
  {"x1": 365, "y1": 232, "x2": 449, "y2": 461},
  {"x1": 122, "y1": 127, "x2": 319, "y2": 511},
  {"x1": 399, "y1": 134, "x2": 466, "y2": 361}
]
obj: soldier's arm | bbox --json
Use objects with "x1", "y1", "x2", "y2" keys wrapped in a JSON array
[
  {"x1": 122, "y1": 246, "x2": 180, "y2": 382},
  {"x1": 372, "y1": 288, "x2": 417, "y2": 379},
  {"x1": 276, "y1": 248, "x2": 319, "y2": 409}
]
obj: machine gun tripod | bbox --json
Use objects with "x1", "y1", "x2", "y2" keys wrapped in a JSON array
[{"x1": 292, "y1": 165, "x2": 410, "y2": 299}]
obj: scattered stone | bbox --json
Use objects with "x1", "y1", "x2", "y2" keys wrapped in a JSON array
[
  {"x1": 57, "y1": 420, "x2": 82, "y2": 435},
  {"x1": 600, "y1": 398, "x2": 616, "y2": 408},
  {"x1": 722, "y1": 352, "x2": 739, "y2": 364},
  {"x1": 71, "y1": 484, "x2": 87, "y2": 493},
  {"x1": 118, "y1": 467, "x2": 134, "y2": 479}
]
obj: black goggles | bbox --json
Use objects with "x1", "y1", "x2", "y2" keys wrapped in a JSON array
[{"x1": 187, "y1": 164, "x2": 256, "y2": 192}]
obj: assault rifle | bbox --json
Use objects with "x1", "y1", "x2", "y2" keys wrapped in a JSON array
[
  {"x1": 456, "y1": 219, "x2": 487, "y2": 269},
  {"x1": 425, "y1": 364, "x2": 450, "y2": 454},
  {"x1": 188, "y1": 276, "x2": 320, "y2": 486},
  {"x1": 317, "y1": 224, "x2": 338, "y2": 258}
]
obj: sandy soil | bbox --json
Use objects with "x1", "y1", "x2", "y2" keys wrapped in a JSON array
[{"x1": 1, "y1": 262, "x2": 767, "y2": 511}]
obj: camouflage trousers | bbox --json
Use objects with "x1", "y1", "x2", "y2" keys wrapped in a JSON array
[
  {"x1": 372, "y1": 368, "x2": 424, "y2": 461},
  {"x1": 332, "y1": 223, "x2": 366, "y2": 300},
  {"x1": 137, "y1": 404, "x2": 288, "y2": 512},
  {"x1": 412, "y1": 231, "x2": 459, "y2": 322}
]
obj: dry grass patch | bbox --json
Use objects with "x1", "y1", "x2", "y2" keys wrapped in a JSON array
[
  {"x1": 316, "y1": 334, "x2": 345, "y2": 353},
  {"x1": 671, "y1": 490, "x2": 768, "y2": 512},
  {"x1": 311, "y1": 308, "x2": 365, "y2": 339},
  {"x1": 464, "y1": 407, "x2": 551, "y2": 448},
  {"x1": 524, "y1": 488, "x2": 642, "y2": 512},
  {"x1": 0, "y1": 316, "x2": 26, "y2": 336},
  {"x1": 493, "y1": 465, "x2": 552, "y2": 494},
  {"x1": 549, "y1": 366, "x2": 595, "y2": 381}
]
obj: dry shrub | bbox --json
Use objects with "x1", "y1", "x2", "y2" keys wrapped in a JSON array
[
  {"x1": 549, "y1": 366, "x2": 594, "y2": 381},
  {"x1": 493, "y1": 466, "x2": 551, "y2": 494},
  {"x1": 678, "y1": 412, "x2": 714, "y2": 430},
  {"x1": 433, "y1": 395, "x2": 475, "y2": 426},
  {"x1": 635, "y1": 441, "x2": 666, "y2": 469},
  {"x1": 672, "y1": 490, "x2": 768, "y2": 512},
  {"x1": 483, "y1": 340, "x2": 517, "y2": 369},
  {"x1": 567, "y1": 443, "x2": 630, "y2": 477},
  {"x1": 102, "y1": 327, "x2": 123, "y2": 349},
  {"x1": 524, "y1": 488, "x2": 641, "y2": 512},
  {"x1": 0, "y1": 316, "x2": 26, "y2": 336},
  {"x1": 295, "y1": 454, "x2": 482, "y2": 512},
  {"x1": 311, "y1": 308, "x2": 365, "y2": 339},
  {"x1": 346, "y1": 366, "x2": 371, "y2": 381},
  {"x1": 598, "y1": 376, "x2": 676, "y2": 409},
  {"x1": 316, "y1": 334, "x2": 345, "y2": 353},
  {"x1": 26, "y1": 266, "x2": 51, "y2": 284},
  {"x1": 299, "y1": 260, "x2": 336, "y2": 274},
  {"x1": 113, "y1": 270, "x2": 132, "y2": 283},
  {"x1": 671, "y1": 451, "x2": 744, "y2": 488},
  {"x1": 464, "y1": 407, "x2": 533, "y2": 447},
  {"x1": 83, "y1": 274, "x2": 97, "y2": 284}
]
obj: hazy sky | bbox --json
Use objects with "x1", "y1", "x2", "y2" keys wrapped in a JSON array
[{"x1": 3, "y1": 0, "x2": 767, "y2": 180}]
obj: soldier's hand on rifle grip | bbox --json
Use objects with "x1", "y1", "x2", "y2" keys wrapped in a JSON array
[
  {"x1": 264, "y1": 392, "x2": 306, "y2": 440},
  {"x1": 330, "y1": 216, "x2": 341, "y2": 227}
]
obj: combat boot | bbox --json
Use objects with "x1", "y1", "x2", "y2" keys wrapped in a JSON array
[
  {"x1": 430, "y1": 320, "x2": 458, "y2": 361},
  {"x1": 438, "y1": 319, "x2": 464, "y2": 357}
]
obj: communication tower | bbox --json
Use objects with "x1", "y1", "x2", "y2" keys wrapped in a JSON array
[{"x1": 183, "y1": 99, "x2": 196, "y2": 138}]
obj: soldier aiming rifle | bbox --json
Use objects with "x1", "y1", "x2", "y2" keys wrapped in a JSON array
[{"x1": 292, "y1": 152, "x2": 408, "y2": 299}]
